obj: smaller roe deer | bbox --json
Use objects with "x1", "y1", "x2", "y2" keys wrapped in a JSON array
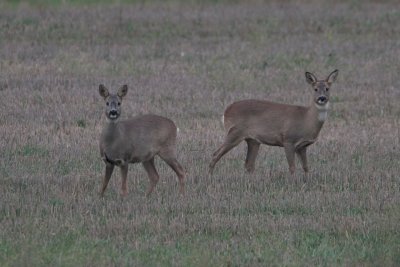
[
  {"x1": 209, "y1": 70, "x2": 338, "y2": 175},
  {"x1": 98, "y1": 85, "x2": 185, "y2": 197}
]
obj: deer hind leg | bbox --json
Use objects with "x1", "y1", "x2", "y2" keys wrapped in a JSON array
[
  {"x1": 120, "y1": 164, "x2": 129, "y2": 196},
  {"x1": 245, "y1": 138, "x2": 260, "y2": 173},
  {"x1": 142, "y1": 157, "x2": 160, "y2": 197},
  {"x1": 158, "y1": 148, "x2": 185, "y2": 195},
  {"x1": 283, "y1": 143, "x2": 296, "y2": 175},
  {"x1": 296, "y1": 147, "x2": 309, "y2": 174},
  {"x1": 100, "y1": 164, "x2": 115, "y2": 197},
  {"x1": 209, "y1": 127, "x2": 244, "y2": 174}
]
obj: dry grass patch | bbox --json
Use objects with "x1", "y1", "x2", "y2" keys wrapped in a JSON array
[{"x1": 1, "y1": 1, "x2": 399, "y2": 266}]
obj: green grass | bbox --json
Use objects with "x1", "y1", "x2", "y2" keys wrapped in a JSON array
[
  {"x1": 1, "y1": 229, "x2": 399, "y2": 266},
  {"x1": 4, "y1": 0, "x2": 238, "y2": 7},
  {"x1": 18, "y1": 144, "x2": 49, "y2": 157},
  {"x1": 5, "y1": 0, "x2": 134, "y2": 6}
]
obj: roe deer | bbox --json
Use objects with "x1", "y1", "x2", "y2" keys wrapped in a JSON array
[
  {"x1": 209, "y1": 70, "x2": 338, "y2": 175},
  {"x1": 98, "y1": 85, "x2": 185, "y2": 197}
]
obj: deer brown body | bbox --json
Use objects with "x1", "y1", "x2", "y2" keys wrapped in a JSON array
[
  {"x1": 98, "y1": 85, "x2": 185, "y2": 197},
  {"x1": 209, "y1": 70, "x2": 338, "y2": 175}
]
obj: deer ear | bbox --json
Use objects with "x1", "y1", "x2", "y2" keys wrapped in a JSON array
[
  {"x1": 326, "y1": 69, "x2": 339, "y2": 83},
  {"x1": 99, "y1": 84, "x2": 109, "y2": 99},
  {"x1": 305, "y1": 72, "x2": 317, "y2": 85},
  {"x1": 117, "y1": 85, "x2": 128, "y2": 98}
]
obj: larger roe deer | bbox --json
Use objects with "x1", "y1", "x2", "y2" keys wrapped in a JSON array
[
  {"x1": 98, "y1": 85, "x2": 185, "y2": 197},
  {"x1": 209, "y1": 70, "x2": 338, "y2": 175}
]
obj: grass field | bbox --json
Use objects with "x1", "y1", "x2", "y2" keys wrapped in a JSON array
[{"x1": 0, "y1": 0, "x2": 399, "y2": 266}]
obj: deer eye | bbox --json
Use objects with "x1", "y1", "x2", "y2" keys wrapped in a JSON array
[
  {"x1": 118, "y1": 102, "x2": 121, "y2": 106},
  {"x1": 326, "y1": 87, "x2": 329, "y2": 91},
  {"x1": 314, "y1": 88, "x2": 318, "y2": 92},
  {"x1": 106, "y1": 102, "x2": 109, "y2": 106}
]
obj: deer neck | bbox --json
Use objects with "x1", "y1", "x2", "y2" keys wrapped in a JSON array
[
  {"x1": 102, "y1": 120, "x2": 121, "y2": 144},
  {"x1": 306, "y1": 101, "x2": 329, "y2": 136}
]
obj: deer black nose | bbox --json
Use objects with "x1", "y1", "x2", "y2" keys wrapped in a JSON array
[
  {"x1": 318, "y1": 96, "x2": 327, "y2": 103},
  {"x1": 110, "y1": 110, "x2": 118, "y2": 115}
]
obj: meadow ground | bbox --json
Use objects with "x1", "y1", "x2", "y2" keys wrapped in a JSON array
[{"x1": 0, "y1": 0, "x2": 399, "y2": 266}]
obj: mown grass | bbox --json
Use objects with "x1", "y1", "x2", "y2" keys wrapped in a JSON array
[
  {"x1": 1, "y1": 0, "x2": 400, "y2": 266},
  {"x1": 2, "y1": 229, "x2": 398, "y2": 266}
]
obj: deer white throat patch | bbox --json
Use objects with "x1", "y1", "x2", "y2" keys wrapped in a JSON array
[
  {"x1": 106, "y1": 117, "x2": 120, "y2": 123},
  {"x1": 315, "y1": 102, "x2": 330, "y2": 122}
]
